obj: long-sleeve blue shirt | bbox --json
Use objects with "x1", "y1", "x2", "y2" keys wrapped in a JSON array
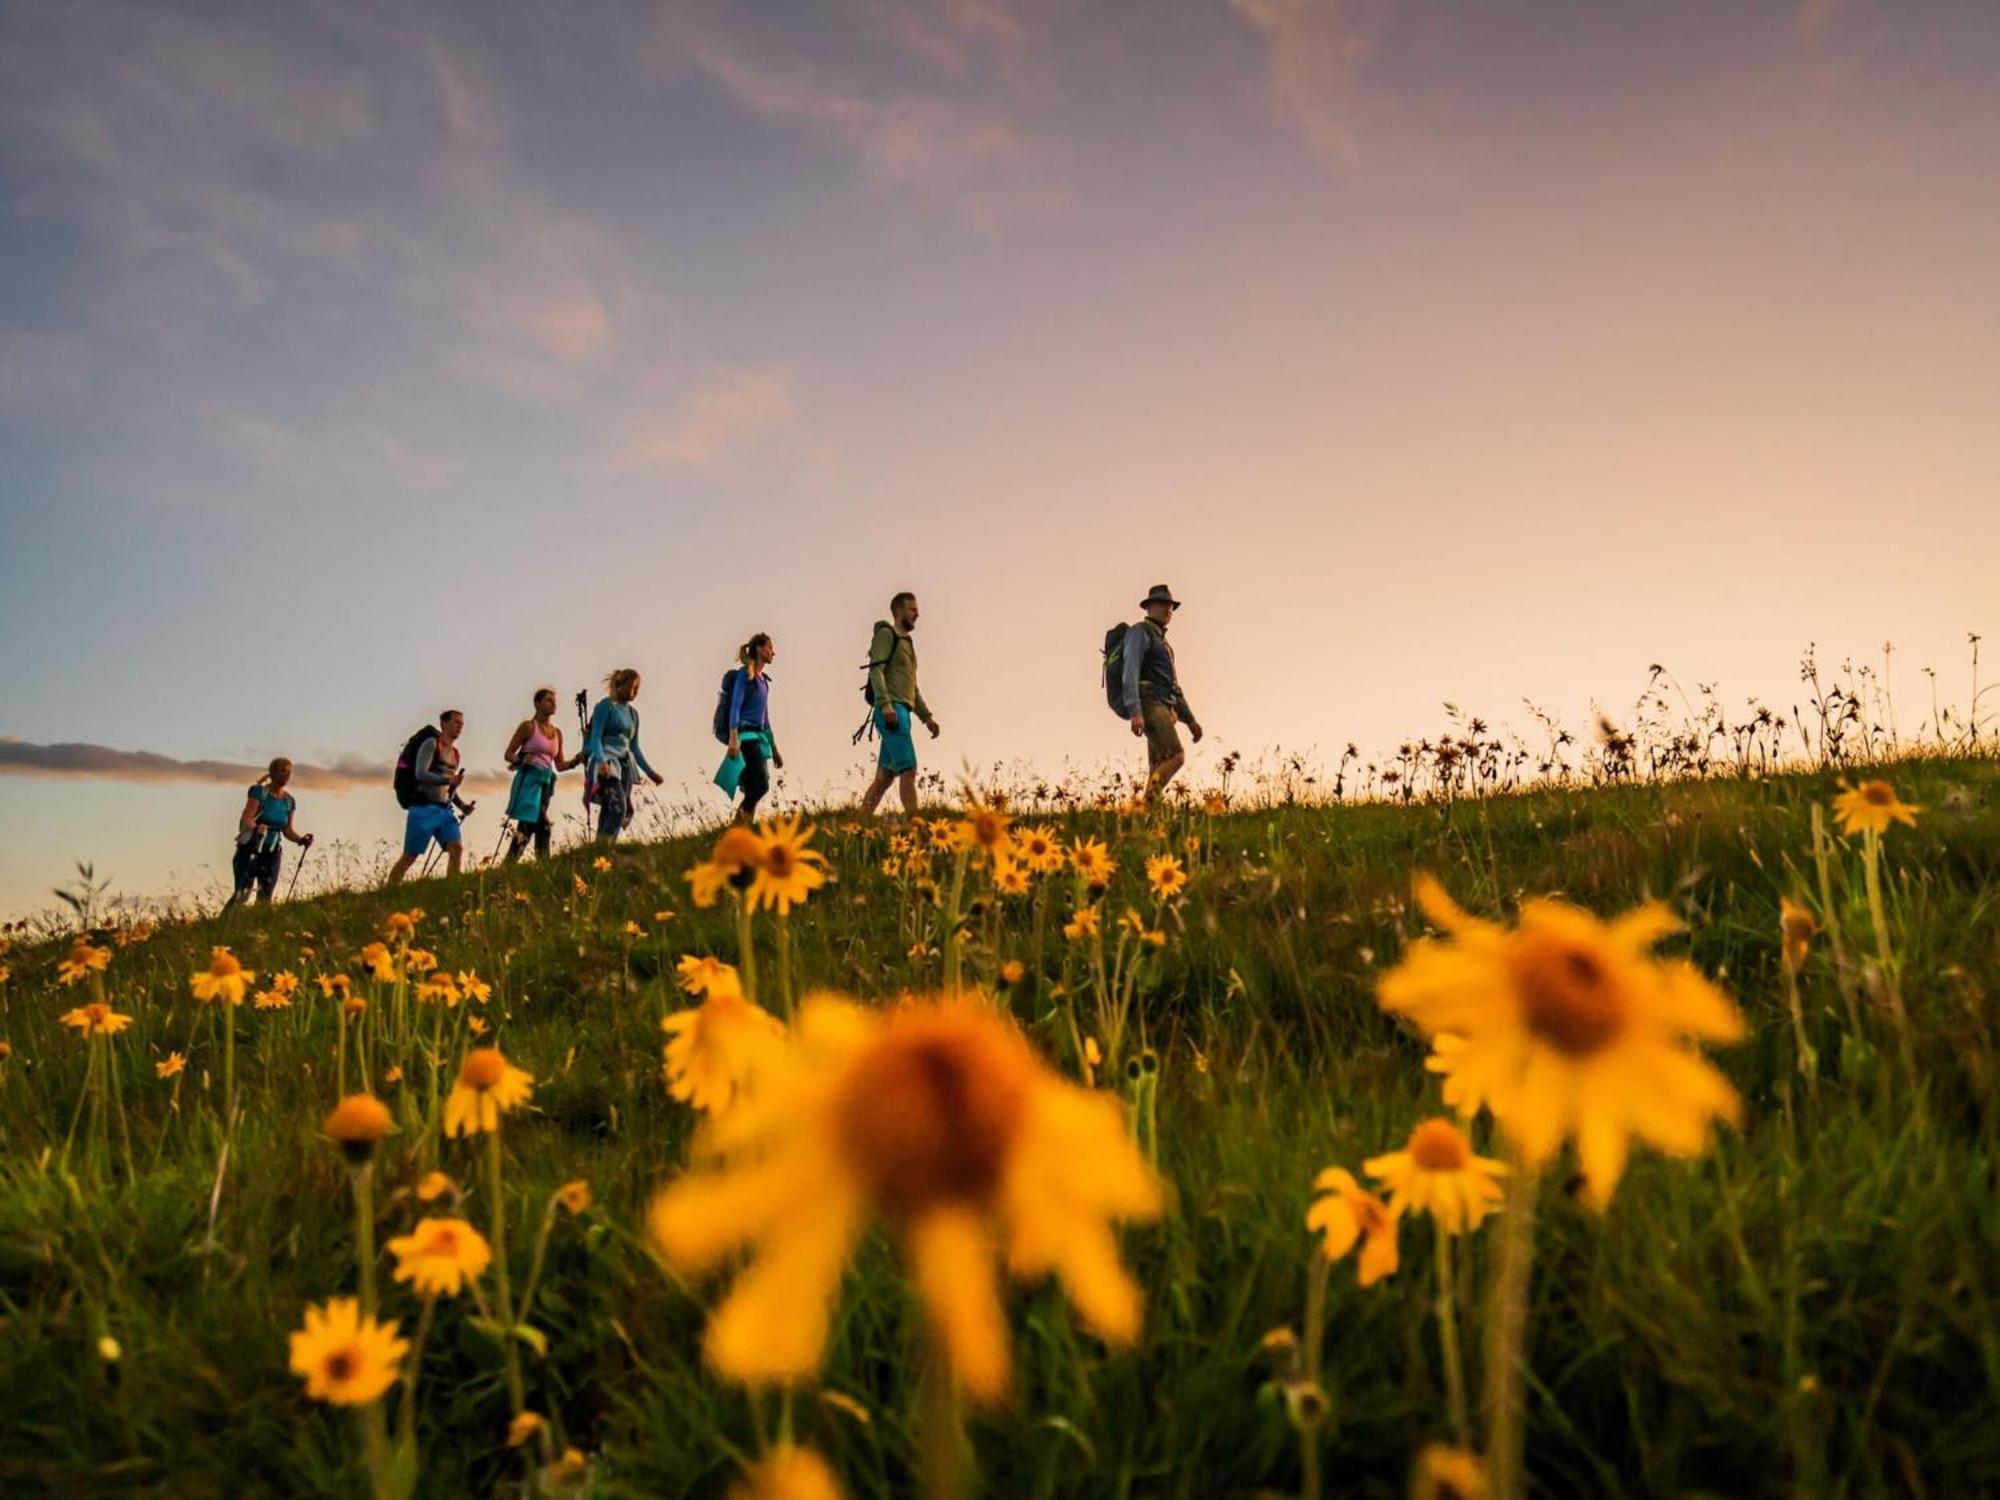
[
  {"x1": 1121, "y1": 621, "x2": 1195, "y2": 722},
  {"x1": 729, "y1": 670, "x2": 772, "y2": 733},
  {"x1": 585, "y1": 699, "x2": 657, "y2": 779}
]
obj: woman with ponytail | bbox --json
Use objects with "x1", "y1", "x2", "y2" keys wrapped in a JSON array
[
  {"x1": 584, "y1": 667, "x2": 663, "y2": 841},
  {"x1": 720, "y1": 633, "x2": 782, "y2": 822},
  {"x1": 226, "y1": 757, "x2": 312, "y2": 908}
]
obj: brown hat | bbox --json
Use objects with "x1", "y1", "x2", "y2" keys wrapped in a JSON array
[{"x1": 1139, "y1": 583, "x2": 1182, "y2": 610}]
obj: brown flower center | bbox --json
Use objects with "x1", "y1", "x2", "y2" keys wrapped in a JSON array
[
  {"x1": 461, "y1": 1049, "x2": 507, "y2": 1090},
  {"x1": 714, "y1": 828, "x2": 764, "y2": 871},
  {"x1": 835, "y1": 1023, "x2": 1028, "y2": 1222},
  {"x1": 325, "y1": 1348, "x2": 356, "y2": 1383},
  {"x1": 1861, "y1": 782, "x2": 1892, "y2": 806},
  {"x1": 764, "y1": 845, "x2": 795, "y2": 878},
  {"x1": 1512, "y1": 937, "x2": 1627, "y2": 1056},
  {"x1": 1409, "y1": 1119, "x2": 1471, "y2": 1173}
]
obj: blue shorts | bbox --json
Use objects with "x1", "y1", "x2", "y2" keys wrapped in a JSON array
[
  {"x1": 875, "y1": 701, "x2": 918, "y2": 775},
  {"x1": 403, "y1": 802, "x2": 461, "y2": 858}
]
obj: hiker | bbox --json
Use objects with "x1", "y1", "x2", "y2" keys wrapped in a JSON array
[
  {"x1": 501, "y1": 688, "x2": 580, "y2": 862},
  {"x1": 717, "y1": 634, "x2": 783, "y2": 823},
  {"x1": 387, "y1": 709, "x2": 475, "y2": 884},
  {"x1": 585, "y1": 667, "x2": 663, "y2": 841},
  {"x1": 225, "y1": 757, "x2": 312, "y2": 908},
  {"x1": 859, "y1": 591, "x2": 940, "y2": 817},
  {"x1": 1119, "y1": 583, "x2": 1204, "y2": 801}
]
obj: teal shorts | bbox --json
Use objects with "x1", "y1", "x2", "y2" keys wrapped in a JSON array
[
  {"x1": 875, "y1": 702, "x2": 917, "y2": 775},
  {"x1": 403, "y1": 803, "x2": 461, "y2": 857}
]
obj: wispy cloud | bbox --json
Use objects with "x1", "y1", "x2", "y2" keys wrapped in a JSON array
[
  {"x1": 1227, "y1": 0, "x2": 1393, "y2": 160},
  {"x1": 615, "y1": 368, "x2": 795, "y2": 471},
  {"x1": 0, "y1": 738, "x2": 510, "y2": 795}
]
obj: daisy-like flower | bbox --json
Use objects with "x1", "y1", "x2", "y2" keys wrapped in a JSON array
[
  {"x1": 992, "y1": 858, "x2": 1031, "y2": 898},
  {"x1": 1363, "y1": 1119, "x2": 1507, "y2": 1235},
  {"x1": 663, "y1": 989, "x2": 786, "y2": 1115},
  {"x1": 1119, "y1": 909, "x2": 1166, "y2": 948},
  {"x1": 325, "y1": 1094, "x2": 394, "y2": 1162},
  {"x1": 387, "y1": 1217, "x2": 492, "y2": 1298},
  {"x1": 507, "y1": 1411, "x2": 546, "y2": 1448},
  {"x1": 1412, "y1": 1445, "x2": 1487, "y2": 1500},
  {"x1": 1015, "y1": 826, "x2": 1067, "y2": 876},
  {"x1": 949, "y1": 799, "x2": 1013, "y2": 862},
  {"x1": 676, "y1": 954, "x2": 741, "y2": 997},
  {"x1": 748, "y1": 817, "x2": 831, "y2": 916},
  {"x1": 383, "y1": 910, "x2": 421, "y2": 943},
  {"x1": 253, "y1": 989, "x2": 291, "y2": 1010},
  {"x1": 288, "y1": 1298, "x2": 408, "y2": 1406},
  {"x1": 1070, "y1": 839, "x2": 1116, "y2": 887},
  {"x1": 1779, "y1": 897, "x2": 1817, "y2": 976},
  {"x1": 444, "y1": 1047, "x2": 534, "y2": 1137},
  {"x1": 623, "y1": 920, "x2": 645, "y2": 939},
  {"x1": 1380, "y1": 877, "x2": 1743, "y2": 1209},
  {"x1": 357, "y1": 943, "x2": 397, "y2": 982},
  {"x1": 1202, "y1": 791, "x2": 1228, "y2": 816},
  {"x1": 688, "y1": 826, "x2": 767, "y2": 908},
  {"x1": 383, "y1": 1065, "x2": 404, "y2": 1085},
  {"x1": 555, "y1": 1179, "x2": 592, "y2": 1214},
  {"x1": 318, "y1": 973, "x2": 353, "y2": 1001},
  {"x1": 190, "y1": 947, "x2": 255, "y2": 1006},
  {"x1": 342, "y1": 995, "x2": 368, "y2": 1020},
  {"x1": 403, "y1": 948, "x2": 439, "y2": 978},
  {"x1": 271, "y1": 971, "x2": 300, "y2": 997},
  {"x1": 456, "y1": 970, "x2": 491, "y2": 1005},
  {"x1": 593, "y1": 856, "x2": 614, "y2": 873},
  {"x1": 466, "y1": 1016, "x2": 489, "y2": 1037},
  {"x1": 1145, "y1": 854, "x2": 1189, "y2": 901},
  {"x1": 416, "y1": 1171, "x2": 457, "y2": 1204},
  {"x1": 999, "y1": 960, "x2": 1027, "y2": 987},
  {"x1": 416, "y1": 974, "x2": 462, "y2": 1008},
  {"x1": 648, "y1": 996, "x2": 1162, "y2": 1406},
  {"x1": 57, "y1": 938, "x2": 111, "y2": 986},
  {"x1": 156, "y1": 1051, "x2": 186, "y2": 1079},
  {"x1": 1831, "y1": 779, "x2": 1921, "y2": 837},
  {"x1": 1306, "y1": 1167, "x2": 1399, "y2": 1285},
  {"x1": 62, "y1": 1002, "x2": 133, "y2": 1039},
  {"x1": 1063, "y1": 905, "x2": 1101, "y2": 941},
  {"x1": 729, "y1": 1445, "x2": 845, "y2": 1500}
]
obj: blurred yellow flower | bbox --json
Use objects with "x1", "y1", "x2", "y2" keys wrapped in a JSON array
[
  {"x1": 324, "y1": 1094, "x2": 393, "y2": 1160},
  {"x1": 387, "y1": 1217, "x2": 492, "y2": 1298},
  {"x1": 384, "y1": 910, "x2": 420, "y2": 941},
  {"x1": 57, "y1": 938, "x2": 111, "y2": 986},
  {"x1": 404, "y1": 948, "x2": 439, "y2": 977},
  {"x1": 950, "y1": 799, "x2": 1013, "y2": 862},
  {"x1": 749, "y1": 817, "x2": 830, "y2": 915},
  {"x1": 416, "y1": 1171, "x2": 456, "y2": 1204},
  {"x1": 1831, "y1": 779, "x2": 1921, "y2": 836},
  {"x1": 1364, "y1": 1119, "x2": 1507, "y2": 1236},
  {"x1": 288, "y1": 1298, "x2": 407, "y2": 1406},
  {"x1": 507, "y1": 1411, "x2": 546, "y2": 1448},
  {"x1": 466, "y1": 1016, "x2": 488, "y2": 1037},
  {"x1": 999, "y1": 960, "x2": 1027, "y2": 986},
  {"x1": 1306, "y1": 1167, "x2": 1399, "y2": 1286},
  {"x1": 357, "y1": 943, "x2": 397, "y2": 982},
  {"x1": 252, "y1": 989, "x2": 291, "y2": 1010},
  {"x1": 1063, "y1": 906, "x2": 1101, "y2": 941},
  {"x1": 992, "y1": 858, "x2": 1031, "y2": 897},
  {"x1": 444, "y1": 1048, "x2": 534, "y2": 1137},
  {"x1": 61, "y1": 1002, "x2": 132, "y2": 1039},
  {"x1": 1779, "y1": 897, "x2": 1817, "y2": 976},
  {"x1": 1412, "y1": 1445, "x2": 1487, "y2": 1500},
  {"x1": 416, "y1": 975, "x2": 461, "y2": 1008},
  {"x1": 593, "y1": 856, "x2": 614, "y2": 873},
  {"x1": 156, "y1": 1051, "x2": 186, "y2": 1079},
  {"x1": 190, "y1": 947, "x2": 254, "y2": 1006},
  {"x1": 1070, "y1": 839, "x2": 1116, "y2": 887},
  {"x1": 623, "y1": 920, "x2": 645, "y2": 939},
  {"x1": 556, "y1": 1180, "x2": 592, "y2": 1214},
  {"x1": 653, "y1": 909, "x2": 678, "y2": 924},
  {"x1": 1016, "y1": 826, "x2": 1066, "y2": 875},
  {"x1": 1380, "y1": 877, "x2": 1743, "y2": 1209},
  {"x1": 271, "y1": 971, "x2": 299, "y2": 997},
  {"x1": 729, "y1": 1445, "x2": 845, "y2": 1500},
  {"x1": 457, "y1": 970, "x2": 492, "y2": 1005},
  {"x1": 676, "y1": 954, "x2": 741, "y2": 997},
  {"x1": 663, "y1": 989, "x2": 785, "y2": 1115},
  {"x1": 648, "y1": 997, "x2": 1162, "y2": 1406},
  {"x1": 319, "y1": 973, "x2": 353, "y2": 1001},
  {"x1": 383, "y1": 1065, "x2": 403, "y2": 1084}
]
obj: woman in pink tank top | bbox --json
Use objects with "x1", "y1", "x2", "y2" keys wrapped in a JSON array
[{"x1": 502, "y1": 688, "x2": 579, "y2": 861}]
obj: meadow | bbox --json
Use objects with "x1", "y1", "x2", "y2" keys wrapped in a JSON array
[{"x1": 0, "y1": 752, "x2": 1995, "y2": 1498}]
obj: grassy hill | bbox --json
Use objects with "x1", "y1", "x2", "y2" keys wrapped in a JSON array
[{"x1": 1, "y1": 758, "x2": 1996, "y2": 1497}]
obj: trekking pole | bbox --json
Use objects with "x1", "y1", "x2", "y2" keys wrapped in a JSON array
[{"x1": 285, "y1": 835, "x2": 315, "y2": 901}]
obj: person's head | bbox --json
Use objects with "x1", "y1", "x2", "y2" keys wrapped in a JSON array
[
  {"x1": 739, "y1": 633, "x2": 775, "y2": 669},
  {"x1": 1139, "y1": 583, "x2": 1181, "y2": 627},
  {"x1": 263, "y1": 756, "x2": 293, "y2": 791},
  {"x1": 890, "y1": 591, "x2": 919, "y2": 630},
  {"x1": 439, "y1": 709, "x2": 464, "y2": 741},
  {"x1": 606, "y1": 667, "x2": 641, "y2": 703},
  {"x1": 533, "y1": 687, "x2": 557, "y2": 717}
]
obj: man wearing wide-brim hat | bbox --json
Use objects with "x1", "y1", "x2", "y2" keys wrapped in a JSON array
[{"x1": 1120, "y1": 584, "x2": 1204, "y2": 801}]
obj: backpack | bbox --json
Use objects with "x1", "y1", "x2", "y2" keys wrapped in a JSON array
[
  {"x1": 712, "y1": 669, "x2": 741, "y2": 744},
  {"x1": 393, "y1": 725, "x2": 439, "y2": 809},
  {"x1": 859, "y1": 622, "x2": 904, "y2": 707},
  {"x1": 1102, "y1": 622, "x2": 1137, "y2": 717}
]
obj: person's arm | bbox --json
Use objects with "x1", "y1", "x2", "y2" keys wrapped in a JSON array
[
  {"x1": 913, "y1": 676, "x2": 935, "y2": 729},
  {"x1": 584, "y1": 700, "x2": 609, "y2": 771},
  {"x1": 629, "y1": 710, "x2": 661, "y2": 782},
  {"x1": 284, "y1": 799, "x2": 311, "y2": 845},
  {"x1": 503, "y1": 720, "x2": 531, "y2": 768},
  {"x1": 1122, "y1": 624, "x2": 1148, "y2": 720},
  {"x1": 552, "y1": 726, "x2": 578, "y2": 772},
  {"x1": 238, "y1": 792, "x2": 261, "y2": 835},
  {"x1": 414, "y1": 736, "x2": 451, "y2": 789},
  {"x1": 728, "y1": 671, "x2": 750, "y2": 752}
]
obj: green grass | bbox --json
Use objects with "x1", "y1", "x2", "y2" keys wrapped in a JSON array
[{"x1": 1, "y1": 759, "x2": 1996, "y2": 1497}]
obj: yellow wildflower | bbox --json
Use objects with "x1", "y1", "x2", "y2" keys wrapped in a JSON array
[
  {"x1": 1306, "y1": 1167, "x2": 1399, "y2": 1285},
  {"x1": 1831, "y1": 779, "x2": 1921, "y2": 837},
  {"x1": 190, "y1": 947, "x2": 254, "y2": 1006},
  {"x1": 444, "y1": 1048, "x2": 534, "y2": 1137},
  {"x1": 288, "y1": 1299, "x2": 406, "y2": 1405},
  {"x1": 1363, "y1": 1119, "x2": 1508, "y2": 1235}
]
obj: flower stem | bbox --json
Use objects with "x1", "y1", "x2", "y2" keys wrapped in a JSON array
[
  {"x1": 1484, "y1": 1158, "x2": 1540, "y2": 1500},
  {"x1": 1860, "y1": 828, "x2": 1914, "y2": 1079},
  {"x1": 735, "y1": 896, "x2": 759, "y2": 1006},
  {"x1": 1300, "y1": 1252, "x2": 1330, "y2": 1500},
  {"x1": 919, "y1": 1344, "x2": 969, "y2": 1500},
  {"x1": 487, "y1": 1126, "x2": 527, "y2": 1414},
  {"x1": 776, "y1": 912, "x2": 795, "y2": 1022},
  {"x1": 1435, "y1": 1225, "x2": 1470, "y2": 1447},
  {"x1": 352, "y1": 1162, "x2": 378, "y2": 1318},
  {"x1": 222, "y1": 1001, "x2": 236, "y2": 1129}
]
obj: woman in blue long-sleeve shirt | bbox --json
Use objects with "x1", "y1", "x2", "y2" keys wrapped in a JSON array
[
  {"x1": 585, "y1": 667, "x2": 663, "y2": 841},
  {"x1": 725, "y1": 633, "x2": 783, "y2": 822}
]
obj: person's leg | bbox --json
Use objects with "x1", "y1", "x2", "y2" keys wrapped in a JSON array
[
  {"x1": 861, "y1": 768, "x2": 895, "y2": 813},
  {"x1": 444, "y1": 840, "x2": 463, "y2": 877},
  {"x1": 1147, "y1": 750, "x2": 1186, "y2": 800},
  {"x1": 388, "y1": 807, "x2": 430, "y2": 883},
  {"x1": 532, "y1": 816, "x2": 552, "y2": 860},
  {"x1": 897, "y1": 770, "x2": 919, "y2": 815},
  {"x1": 228, "y1": 842, "x2": 256, "y2": 907},
  {"x1": 738, "y1": 740, "x2": 769, "y2": 821},
  {"x1": 505, "y1": 826, "x2": 527, "y2": 863},
  {"x1": 1142, "y1": 703, "x2": 1186, "y2": 802},
  {"x1": 386, "y1": 854, "x2": 415, "y2": 884},
  {"x1": 255, "y1": 847, "x2": 281, "y2": 904}
]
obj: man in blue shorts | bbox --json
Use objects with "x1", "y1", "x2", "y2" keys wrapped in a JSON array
[
  {"x1": 860, "y1": 591, "x2": 941, "y2": 817},
  {"x1": 387, "y1": 709, "x2": 475, "y2": 883}
]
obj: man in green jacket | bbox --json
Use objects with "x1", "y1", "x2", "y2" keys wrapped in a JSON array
[{"x1": 860, "y1": 590, "x2": 941, "y2": 816}]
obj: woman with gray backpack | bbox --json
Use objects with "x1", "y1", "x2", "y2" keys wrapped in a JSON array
[{"x1": 713, "y1": 633, "x2": 782, "y2": 822}]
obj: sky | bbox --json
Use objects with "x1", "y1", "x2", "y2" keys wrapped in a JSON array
[{"x1": 2, "y1": 0, "x2": 1996, "y2": 918}]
